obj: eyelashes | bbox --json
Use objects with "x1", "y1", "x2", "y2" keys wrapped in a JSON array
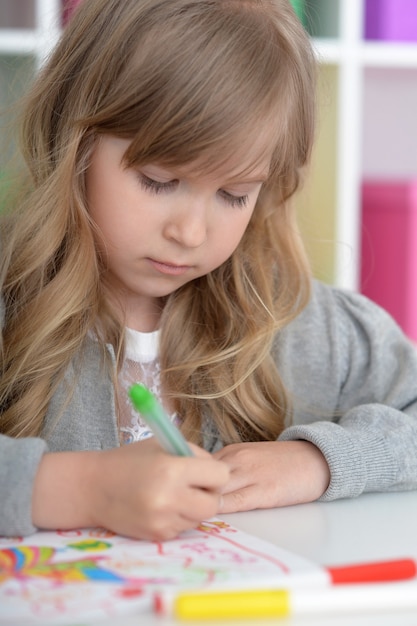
[
  {"x1": 138, "y1": 173, "x2": 249, "y2": 208},
  {"x1": 219, "y1": 191, "x2": 249, "y2": 208},
  {"x1": 139, "y1": 174, "x2": 177, "y2": 194}
]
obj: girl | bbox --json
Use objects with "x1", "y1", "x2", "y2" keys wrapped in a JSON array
[{"x1": 1, "y1": 0, "x2": 417, "y2": 540}]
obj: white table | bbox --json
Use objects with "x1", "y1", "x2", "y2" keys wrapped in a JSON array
[{"x1": 90, "y1": 491, "x2": 417, "y2": 626}]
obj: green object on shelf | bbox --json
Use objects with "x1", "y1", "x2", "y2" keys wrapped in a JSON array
[
  {"x1": 290, "y1": 0, "x2": 305, "y2": 25},
  {"x1": 0, "y1": 171, "x2": 11, "y2": 214}
]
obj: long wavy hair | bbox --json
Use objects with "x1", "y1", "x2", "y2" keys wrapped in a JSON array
[{"x1": 0, "y1": 0, "x2": 316, "y2": 443}]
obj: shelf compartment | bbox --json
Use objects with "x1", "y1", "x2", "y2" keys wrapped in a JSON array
[
  {"x1": 0, "y1": 1, "x2": 35, "y2": 29},
  {"x1": 365, "y1": 0, "x2": 417, "y2": 43},
  {"x1": 361, "y1": 180, "x2": 417, "y2": 342}
]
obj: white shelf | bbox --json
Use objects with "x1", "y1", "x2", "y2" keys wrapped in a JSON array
[
  {"x1": 314, "y1": 38, "x2": 417, "y2": 68},
  {"x1": 360, "y1": 42, "x2": 417, "y2": 67},
  {"x1": 0, "y1": 0, "x2": 60, "y2": 64},
  {"x1": 313, "y1": 0, "x2": 417, "y2": 290},
  {"x1": 313, "y1": 39, "x2": 417, "y2": 69},
  {"x1": 0, "y1": 30, "x2": 38, "y2": 54}
]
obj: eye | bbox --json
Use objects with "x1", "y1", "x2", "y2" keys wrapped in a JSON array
[
  {"x1": 139, "y1": 173, "x2": 178, "y2": 194},
  {"x1": 219, "y1": 190, "x2": 249, "y2": 208}
]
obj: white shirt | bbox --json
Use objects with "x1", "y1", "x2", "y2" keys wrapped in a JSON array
[{"x1": 117, "y1": 328, "x2": 178, "y2": 444}]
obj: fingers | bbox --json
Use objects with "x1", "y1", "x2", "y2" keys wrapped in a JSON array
[
  {"x1": 218, "y1": 485, "x2": 259, "y2": 514},
  {"x1": 92, "y1": 439, "x2": 230, "y2": 541},
  {"x1": 188, "y1": 442, "x2": 212, "y2": 458},
  {"x1": 179, "y1": 486, "x2": 225, "y2": 523},
  {"x1": 189, "y1": 456, "x2": 230, "y2": 491},
  {"x1": 130, "y1": 475, "x2": 225, "y2": 541},
  {"x1": 127, "y1": 438, "x2": 229, "y2": 490}
]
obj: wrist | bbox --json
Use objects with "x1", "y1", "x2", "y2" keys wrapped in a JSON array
[{"x1": 32, "y1": 450, "x2": 101, "y2": 530}]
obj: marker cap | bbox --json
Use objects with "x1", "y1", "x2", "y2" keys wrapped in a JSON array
[{"x1": 128, "y1": 383, "x2": 155, "y2": 415}]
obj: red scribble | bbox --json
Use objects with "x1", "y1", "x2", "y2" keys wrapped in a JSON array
[
  {"x1": 197, "y1": 526, "x2": 290, "y2": 573},
  {"x1": 197, "y1": 520, "x2": 237, "y2": 534},
  {"x1": 117, "y1": 586, "x2": 144, "y2": 598},
  {"x1": 205, "y1": 568, "x2": 217, "y2": 584},
  {"x1": 0, "y1": 536, "x2": 23, "y2": 544},
  {"x1": 57, "y1": 529, "x2": 82, "y2": 537},
  {"x1": 89, "y1": 528, "x2": 116, "y2": 538}
]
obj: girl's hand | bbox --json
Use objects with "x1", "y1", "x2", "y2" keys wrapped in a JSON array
[
  {"x1": 88, "y1": 438, "x2": 230, "y2": 540},
  {"x1": 213, "y1": 441, "x2": 330, "y2": 513},
  {"x1": 32, "y1": 438, "x2": 229, "y2": 541}
]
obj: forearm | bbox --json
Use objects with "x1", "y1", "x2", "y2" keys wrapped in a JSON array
[{"x1": 32, "y1": 450, "x2": 100, "y2": 530}]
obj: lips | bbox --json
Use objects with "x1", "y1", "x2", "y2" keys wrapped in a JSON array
[{"x1": 147, "y1": 258, "x2": 191, "y2": 276}]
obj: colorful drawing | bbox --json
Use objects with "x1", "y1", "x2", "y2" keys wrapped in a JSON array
[
  {"x1": 0, "y1": 545, "x2": 126, "y2": 584},
  {"x1": 0, "y1": 519, "x2": 325, "y2": 624}
]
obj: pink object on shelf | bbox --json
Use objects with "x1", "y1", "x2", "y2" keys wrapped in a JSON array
[
  {"x1": 62, "y1": 0, "x2": 82, "y2": 25},
  {"x1": 360, "y1": 181, "x2": 417, "y2": 342},
  {"x1": 365, "y1": 0, "x2": 417, "y2": 42}
]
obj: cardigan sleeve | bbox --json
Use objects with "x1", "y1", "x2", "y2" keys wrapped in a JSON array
[
  {"x1": 277, "y1": 282, "x2": 417, "y2": 501},
  {"x1": 0, "y1": 434, "x2": 48, "y2": 536}
]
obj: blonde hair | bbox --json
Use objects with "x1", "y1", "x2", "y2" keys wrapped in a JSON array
[{"x1": 0, "y1": 0, "x2": 316, "y2": 442}]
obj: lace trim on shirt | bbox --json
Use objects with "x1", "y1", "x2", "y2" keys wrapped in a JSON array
[{"x1": 117, "y1": 327, "x2": 178, "y2": 444}]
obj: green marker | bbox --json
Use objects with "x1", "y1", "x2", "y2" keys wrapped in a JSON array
[{"x1": 128, "y1": 383, "x2": 193, "y2": 456}]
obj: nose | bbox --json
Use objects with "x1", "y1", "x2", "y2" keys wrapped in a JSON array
[{"x1": 164, "y1": 201, "x2": 208, "y2": 248}]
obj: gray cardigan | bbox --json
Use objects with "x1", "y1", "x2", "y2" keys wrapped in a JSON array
[{"x1": 2, "y1": 280, "x2": 417, "y2": 536}]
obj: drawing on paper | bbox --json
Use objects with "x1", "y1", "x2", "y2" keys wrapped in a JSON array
[{"x1": 0, "y1": 518, "x2": 325, "y2": 624}]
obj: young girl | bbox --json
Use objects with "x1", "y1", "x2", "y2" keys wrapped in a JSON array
[{"x1": 1, "y1": 0, "x2": 417, "y2": 541}]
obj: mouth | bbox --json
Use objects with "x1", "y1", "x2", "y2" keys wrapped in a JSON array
[{"x1": 147, "y1": 258, "x2": 192, "y2": 276}]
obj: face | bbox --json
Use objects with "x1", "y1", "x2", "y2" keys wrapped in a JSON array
[{"x1": 86, "y1": 136, "x2": 269, "y2": 330}]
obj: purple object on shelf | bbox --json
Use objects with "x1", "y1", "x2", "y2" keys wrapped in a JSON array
[{"x1": 365, "y1": 0, "x2": 417, "y2": 42}]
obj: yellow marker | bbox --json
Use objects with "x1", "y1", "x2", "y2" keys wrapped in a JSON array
[
  {"x1": 155, "y1": 588, "x2": 290, "y2": 619},
  {"x1": 179, "y1": 589, "x2": 289, "y2": 619},
  {"x1": 155, "y1": 585, "x2": 417, "y2": 620}
]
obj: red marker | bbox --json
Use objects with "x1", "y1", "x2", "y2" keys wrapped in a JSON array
[
  {"x1": 328, "y1": 558, "x2": 417, "y2": 584},
  {"x1": 155, "y1": 559, "x2": 417, "y2": 620}
]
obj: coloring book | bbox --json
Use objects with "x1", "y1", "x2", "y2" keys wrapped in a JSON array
[{"x1": 0, "y1": 518, "x2": 326, "y2": 624}]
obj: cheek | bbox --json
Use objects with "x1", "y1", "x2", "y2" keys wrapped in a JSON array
[
  {"x1": 87, "y1": 178, "x2": 130, "y2": 242},
  {"x1": 216, "y1": 213, "x2": 253, "y2": 257},
  {"x1": 232, "y1": 209, "x2": 255, "y2": 242}
]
